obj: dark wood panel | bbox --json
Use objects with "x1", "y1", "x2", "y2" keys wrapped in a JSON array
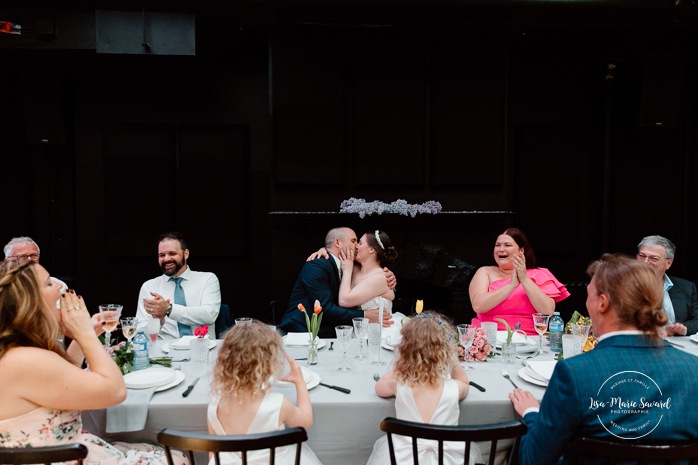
[
  {"x1": 272, "y1": 38, "x2": 345, "y2": 185},
  {"x1": 179, "y1": 125, "x2": 249, "y2": 257},
  {"x1": 430, "y1": 40, "x2": 506, "y2": 186},
  {"x1": 104, "y1": 124, "x2": 174, "y2": 256},
  {"x1": 352, "y1": 39, "x2": 427, "y2": 186}
]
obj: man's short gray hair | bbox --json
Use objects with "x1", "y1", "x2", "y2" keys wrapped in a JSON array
[
  {"x1": 325, "y1": 227, "x2": 352, "y2": 248},
  {"x1": 3, "y1": 236, "x2": 40, "y2": 259},
  {"x1": 638, "y1": 235, "x2": 676, "y2": 260}
]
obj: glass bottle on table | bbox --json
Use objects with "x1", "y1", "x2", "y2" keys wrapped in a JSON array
[{"x1": 549, "y1": 312, "x2": 564, "y2": 354}]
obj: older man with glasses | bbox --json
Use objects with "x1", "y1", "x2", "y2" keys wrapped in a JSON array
[
  {"x1": 3, "y1": 237, "x2": 68, "y2": 300},
  {"x1": 637, "y1": 235, "x2": 698, "y2": 336}
]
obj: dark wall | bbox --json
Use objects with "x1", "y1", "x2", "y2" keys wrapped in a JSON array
[{"x1": 1, "y1": 2, "x2": 697, "y2": 324}]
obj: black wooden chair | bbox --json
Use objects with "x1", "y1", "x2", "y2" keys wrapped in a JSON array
[
  {"x1": 573, "y1": 436, "x2": 698, "y2": 464},
  {"x1": 0, "y1": 443, "x2": 88, "y2": 465},
  {"x1": 214, "y1": 303, "x2": 233, "y2": 338},
  {"x1": 380, "y1": 417, "x2": 527, "y2": 465},
  {"x1": 270, "y1": 300, "x2": 288, "y2": 326},
  {"x1": 157, "y1": 427, "x2": 308, "y2": 465}
]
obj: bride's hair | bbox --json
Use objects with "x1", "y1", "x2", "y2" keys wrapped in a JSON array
[
  {"x1": 364, "y1": 230, "x2": 398, "y2": 267},
  {"x1": 0, "y1": 261, "x2": 68, "y2": 361},
  {"x1": 393, "y1": 312, "x2": 458, "y2": 386},
  {"x1": 212, "y1": 320, "x2": 284, "y2": 398}
]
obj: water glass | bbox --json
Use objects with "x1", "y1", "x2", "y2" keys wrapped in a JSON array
[
  {"x1": 367, "y1": 323, "x2": 384, "y2": 365},
  {"x1": 481, "y1": 322, "x2": 498, "y2": 345},
  {"x1": 235, "y1": 317, "x2": 253, "y2": 325},
  {"x1": 562, "y1": 334, "x2": 583, "y2": 359},
  {"x1": 352, "y1": 317, "x2": 369, "y2": 360}
]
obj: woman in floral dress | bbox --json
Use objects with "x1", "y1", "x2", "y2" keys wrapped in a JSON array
[{"x1": 0, "y1": 261, "x2": 185, "y2": 465}]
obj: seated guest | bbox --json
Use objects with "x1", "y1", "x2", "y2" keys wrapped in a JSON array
[
  {"x1": 636, "y1": 234, "x2": 698, "y2": 335},
  {"x1": 278, "y1": 227, "x2": 395, "y2": 337},
  {"x1": 509, "y1": 254, "x2": 698, "y2": 465},
  {"x1": 136, "y1": 232, "x2": 221, "y2": 340},
  {"x1": 367, "y1": 312, "x2": 483, "y2": 465},
  {"x1": 469, "y1": 228, "x2": 570, "y2": 335},
  {"x1": 4, "y1": 236, "x2": 67, "y2": 302},
  {"x1": 0, "y1": 261, "x2": 185, "y2": 465},
  {"x1": 209, "y1": 321, "x2": 323, "y2": 465}
]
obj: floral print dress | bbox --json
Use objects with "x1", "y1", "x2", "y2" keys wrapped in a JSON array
[{"x1": 0, "y1": 407, "x2": 186, "y2": 465}]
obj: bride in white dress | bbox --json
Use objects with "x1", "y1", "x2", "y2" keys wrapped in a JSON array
[
  {"x1": 366, "y1": 313, "x2": 483, "y2": 465},
  {"x1": 338, "y1": 230, "x2": 397, "y2": 313},
  {"x1": 208, "y1": 321, "x2": 323, "y2": 465}
]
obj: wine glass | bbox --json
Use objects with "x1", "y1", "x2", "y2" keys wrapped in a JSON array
[
  {"x1": 457, "y1": 324, "x2": 476, "y2": 370},
  {"x1": 120, "y1": 317, "x2": 137, "y2": 352},
  {"x1": 352, "y1": 317, "x2": 369, "y2": 360},
  {"x1": 99, "y1": 304, "x2": 123, "y2": 351},
  {"x1": 335, "y1": 325, "x2": 353, "y2": 372},
  {"x1": 532, "y1": 313, "x2": 550, "y2": 354}
]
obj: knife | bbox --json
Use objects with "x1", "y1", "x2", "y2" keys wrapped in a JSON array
[
  {"x1": 318, "y1": 382, "x2": 351, "y2": 394},
  {"x1": 469, "y1": 381, "x2": 486, "y2": 392},
  {"x1": 182, "y1": 377, "x2": 200, "y2": 397}
]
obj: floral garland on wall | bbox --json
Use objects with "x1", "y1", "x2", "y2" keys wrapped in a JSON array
[{"x1": 339, "y1": 198, "x2": 442, "y2": 218}]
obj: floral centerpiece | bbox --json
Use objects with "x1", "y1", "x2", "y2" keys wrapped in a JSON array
[
  {"x1": 457, "y1": 327, "x2": 492, "y2": 362},
  {"x1": 494, "y1": 318, "x2": 528, "y2": 363},
  {"x1": 194, "y1": 325, "x2": 209, "y2": 338},
  {"x1": 298, "y1": 300, "x2": 323, "y2": 365},
  {"x1": 108, "y1": 341, "x2": 172, "y2": 374},
  {"x1": 340, "y1": 198, "x2": 442, "y2": 218}
]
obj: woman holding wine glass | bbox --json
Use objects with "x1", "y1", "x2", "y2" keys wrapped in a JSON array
[{"x1": 0, "y1": 261, "x2": 185, "y2": 465}]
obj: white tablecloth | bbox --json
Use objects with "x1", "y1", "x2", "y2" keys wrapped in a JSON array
[{"x1": 82, "y1": 336, "x2": 698, "y2": 465}]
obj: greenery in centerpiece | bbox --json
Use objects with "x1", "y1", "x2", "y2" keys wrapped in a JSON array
[
  {"x1": 298, "y1": 300, "x2": 323, "y2": 343},
  {"x1": 107, "y1": 340, "x2": 173, "y2": 374}
]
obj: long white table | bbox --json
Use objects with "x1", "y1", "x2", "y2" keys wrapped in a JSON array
[{"x1": 83, "y1": 335, "x2": 698, "y2": 465}]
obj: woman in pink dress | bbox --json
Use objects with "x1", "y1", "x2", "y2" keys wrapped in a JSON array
[
  {"x1": 469, "y1": 228, "x2": 570, "y2": 335},
  {"x1": 0, "y1": 261, "x2": 184, "y2": 465}
]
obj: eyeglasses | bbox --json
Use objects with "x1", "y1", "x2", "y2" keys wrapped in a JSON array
[
  {"x1": 8, "y1": 253, "x2": 40, "y2": 262},
  {"x1": 636, "y1": 253, "x2": 663, "y2": 264}
]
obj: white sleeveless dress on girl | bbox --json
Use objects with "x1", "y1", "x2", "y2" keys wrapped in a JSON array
[
  {"x1": 207, "y1": 392, "x2": 323, "y2": 465},
  {"x1": 366, "y1": 379, "x2": 483, "y2": 465}
]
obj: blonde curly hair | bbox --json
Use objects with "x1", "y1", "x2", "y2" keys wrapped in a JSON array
[
  {"x1": 393, "y1": 312, "x2": 458, "y2": 386},
  {"x1": 211, "y1": 320, "x2": 284, "y2": 398}
]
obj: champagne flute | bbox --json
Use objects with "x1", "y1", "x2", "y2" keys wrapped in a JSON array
[
  {"x1": 335, "y1": 325, "x2": 353, "y2": 372},
  {"x1": 532, "y1": 313, "x2": 550, "y2": 354},
  {"x1": 457, "y1": 324, "x2": 476, "y2": 370},
  {"x1": 120, "y1": 317, "x2": 137, "y2": 352},
  {"x1": 352, "y1": 317, "x2": 369, "y2": 360},
  {"x1": 99, "y1": 304, "x2": 123, "y2": 351}
]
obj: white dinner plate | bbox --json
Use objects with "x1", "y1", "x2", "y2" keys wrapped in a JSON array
[
  {"x1": 496, "y1": 342, "x2": 539, "y2": 354},
  {"x1": 274, "y1": 366, "x2": 320, "y2": 389},
  {"x1": 381, "y1": 341, "x2": 394, "y2": 351},
  {"x1": 124, "y1": 367, "x2": 177, "y2": 389},
  {"x1": 690, "y1": 334, "x2": 698, "y2": 344},
  {"x1": 162, "y1": 338, "x2": 217, "y2": 353},
  {"x1": 282, "y1": 335, "x2": 326, "y2": 349},
  {"x1": 518, "y1": 367, "x2": 548, "y2": 387},
  {"x1": 155, "y1": 370, "x2": 186, "y2": 392},
  {"x1": 524, "y1": 364, "x2": 548, "y2": 383}
]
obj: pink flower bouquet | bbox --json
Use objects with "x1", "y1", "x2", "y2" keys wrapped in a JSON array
[{"x1": 458, "y1": 327, "x2": 492, "y2": 362}]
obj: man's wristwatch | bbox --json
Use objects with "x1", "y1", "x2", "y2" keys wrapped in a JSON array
[{"x1": 166, "y1": 303, "x2": 173, "y2": 317}]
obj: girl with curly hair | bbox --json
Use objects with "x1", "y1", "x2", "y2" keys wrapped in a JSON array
[
  {"x1": 366, "y1": 312, "x2": 483, "y2": 465},
  {"x1": 209, "y1": 321, "x2": 323, "y2": 465}
]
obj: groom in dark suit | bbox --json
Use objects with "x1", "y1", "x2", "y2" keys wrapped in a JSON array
[
  {"x1": 278, "y1": 227, "x2": 394, "y2": 338},
  {"x1": 509, "y1": 255, "x2": 698, "y2": 465},
  {"x1": 636, "y1": 235, "x2": 698, "y2": 336}
]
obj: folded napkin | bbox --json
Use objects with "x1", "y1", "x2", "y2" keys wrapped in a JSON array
[
  {"x1": 106, "y1": 387, "x2": 156, "y2": 433},
  {"x1": 170, "y1": 336, "x2": 199, "y2": 350},
  {"x1": 526, "y1": 360, "x2": 557, "y2": 381},
  {"x1": 496, "y1": 331, "x2": 532, "y2": 346},
  {"x1": 381, "y1": 312, "x2": 407, "y2": 339},
  {"x1": 285, "y1": 332, "x2": 313, "y2": 346}
]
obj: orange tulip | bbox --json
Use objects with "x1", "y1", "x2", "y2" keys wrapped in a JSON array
[{"x1": 297, "y1": 303, "x2": 306, "y2": 312}]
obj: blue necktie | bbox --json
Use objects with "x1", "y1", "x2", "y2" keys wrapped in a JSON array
[{"x1": 170, "y1": 277, "x2": 192, "y2": 336}]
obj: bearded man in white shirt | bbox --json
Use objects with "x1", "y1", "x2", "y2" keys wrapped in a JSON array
[{"x1": 136, "y1": 232, "x2": 221, "y2": 340}]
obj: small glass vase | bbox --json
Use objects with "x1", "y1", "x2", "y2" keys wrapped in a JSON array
[
  {"x1": 307, "y1": 338, "x2": 319, "y2": 366},
  {"x1": 501, "y1": 341, "x2": 516, "y2": 365}
]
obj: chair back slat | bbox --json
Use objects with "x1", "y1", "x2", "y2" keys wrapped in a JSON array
[
  {"x1": 574, "y1": 437, "x2": 698, "y2": 465},
  {"x1": 157, "y1": 427, "x2": 308, "y2": 465},
  {"x1": 380, "y1": 417, "x2": 527, "y2": 465},
  {"x1": 0, "y1": 443, "x2": 88, "y2": 465}
]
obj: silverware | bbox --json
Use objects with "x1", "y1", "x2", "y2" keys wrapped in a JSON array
[
  {"x1": 517, "y1": 349, "x2": 540, "y2": 360},
  {"x1": 373, "y1": 372, "x2": 381, "y2": 382},
  {"x1": 329, "y1": 342, "x2": 334, "y2": 351},
  {"x1": 501, "y1": 369, "x2": 519, "y2": 389},
  {"x1": 294, "y1": 357, "x2": 307, "y2": 361},
  {"x1": 469, "y1": 381, "x2": 486, "y2": 392},
  {"x1": 173, "y1": 356, "x2": 190, "y2": 362},
  {"x1": 182, "y1": 377, "x2": 200, "y2": 397},
  {"x1": 319, "y1": 382, "x2": 350, "y2": 394}
]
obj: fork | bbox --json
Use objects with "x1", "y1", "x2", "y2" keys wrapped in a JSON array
[
  {"x1": 329, "y1": 342, "x2": 335, "y2": 351},
  {"x1": 502, "y1": 369, "x2": 519, "y2": 389},
  {"x1": 373, "y1": 372, "x2": 381, "y2": 382},
  {"x1": 516, "y1": 349, "x2": 540, "y2": 360}
]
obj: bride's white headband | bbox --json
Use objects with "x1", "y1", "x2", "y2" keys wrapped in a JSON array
[{"x1": 374, "y1": 230, "x2": 385, "y2": 250}]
